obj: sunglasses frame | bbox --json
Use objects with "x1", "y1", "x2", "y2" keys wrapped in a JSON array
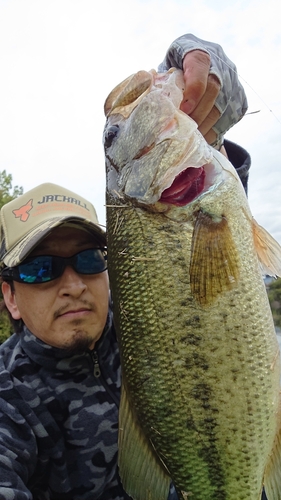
[{"x1": 1, "y1": 248, "x2": 107, "y2": 284}]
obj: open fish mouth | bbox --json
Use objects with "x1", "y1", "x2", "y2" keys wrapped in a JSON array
[{"x1": 159, "y1": 166, "x2": 206, "y2": 206}]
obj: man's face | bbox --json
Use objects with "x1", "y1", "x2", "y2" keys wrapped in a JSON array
[{"x1": 2, "y1": 226, "x2": 110, "y2": 351}]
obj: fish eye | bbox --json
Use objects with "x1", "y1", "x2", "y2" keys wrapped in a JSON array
[{"x1": 104, "y1": 125, "x2": 119, "y2": 149}]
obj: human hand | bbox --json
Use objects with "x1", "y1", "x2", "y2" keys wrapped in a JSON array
[
  {"x1": 181, "y1": 50, "x2": 221, "y2": 146},
  {"x1": 158, "y1": 34, "x2": 248, "y2": 148}
]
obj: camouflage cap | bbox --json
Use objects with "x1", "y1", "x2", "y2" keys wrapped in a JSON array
[{"x1": 0, "y1": 182, "x2": 106, "y2": 267}]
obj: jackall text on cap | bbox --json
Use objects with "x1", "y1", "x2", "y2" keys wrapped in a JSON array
[{"x1": 0, "y1": 182, "x2": 106, "y2": 267}]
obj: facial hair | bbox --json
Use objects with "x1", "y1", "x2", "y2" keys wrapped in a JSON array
[{"x1": 63, "y1": 328, "x2": 97, "y2": 354}]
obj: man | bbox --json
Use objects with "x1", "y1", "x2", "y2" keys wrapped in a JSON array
[
  {"x1": 0, "y1": 184, "x2": 125, "y2": 499},
  {"x1": 0, "y1": 34, "x2": 254, "y2": 499}
]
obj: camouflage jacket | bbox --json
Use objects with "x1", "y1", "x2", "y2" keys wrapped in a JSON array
[{"x1": 0, "y1": 312, "x2": 132, "y2": 500}]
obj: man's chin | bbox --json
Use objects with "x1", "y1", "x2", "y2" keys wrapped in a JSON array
[{"x1": 63, "y1": 331, "x2": 97, "y2": 354}]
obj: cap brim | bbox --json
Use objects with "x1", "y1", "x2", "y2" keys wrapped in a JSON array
[{"x1": 3, "y1": 216, "x2": 106, "y2": 267}]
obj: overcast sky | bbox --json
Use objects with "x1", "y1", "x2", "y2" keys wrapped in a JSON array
[{"x1": 0, "y1": 0, "x2": 280, "y2": 245}]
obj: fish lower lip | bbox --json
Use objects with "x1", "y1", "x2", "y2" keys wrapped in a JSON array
[{"x1": 160, "y1": 166, "x2": 205, "y2": 206}]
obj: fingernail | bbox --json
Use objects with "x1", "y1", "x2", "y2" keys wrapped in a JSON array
[{"x1": 181, "y1": 99, "x2": 196, "y2": 115}]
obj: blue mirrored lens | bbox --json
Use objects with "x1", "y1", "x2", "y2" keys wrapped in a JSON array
[{"x1": 19, "y1": 256, "x2": 53, "y2": 283}]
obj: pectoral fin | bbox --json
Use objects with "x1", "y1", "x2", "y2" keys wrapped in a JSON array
[
  {"x1": 190, "y1": 211, "x2": 239, "y2": 306},
  {"x1": 263, "y1": 393, "x2": 281, "y2": 500},
  {"x1": 252, "y1": 218, "x2": 281, "y2": 277},
  {"x1": 118, "y1": 383, "x2": 171, "y2": 500}
]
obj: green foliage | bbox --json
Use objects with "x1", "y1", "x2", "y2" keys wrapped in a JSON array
[
  {"x1": 0, "y1": 310, "x2": 13, "y2": 344},
  {"x1": 0, "y1": 170, "x2": 23, "y2": 209},
  {"x1": 267, "y1": 277, "x2": 281, "y2": 329},
  {"x1": 0, "y1": 171, "x2": 23, "y2": 344}
]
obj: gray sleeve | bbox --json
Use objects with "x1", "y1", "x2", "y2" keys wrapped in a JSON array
[{"x1": 158, "y1": 33, "x2": 248, "y2": 147}]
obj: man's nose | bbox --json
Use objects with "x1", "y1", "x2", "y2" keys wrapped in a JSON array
[{"x1": 58, "y1": 265, "x2": 87, "y2": 297}]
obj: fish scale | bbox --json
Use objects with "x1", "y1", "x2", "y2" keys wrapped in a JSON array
[{"x1": 104, "y1": 68, "x2": 281, "y2": 500}]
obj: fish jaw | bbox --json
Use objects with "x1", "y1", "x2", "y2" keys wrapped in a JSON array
[
  {"x1": 103, "y1": 69, "x2": 215, "y2": 208},
  {"x1": 104, "y1": 68, "x2": 185, "y2": 118}
]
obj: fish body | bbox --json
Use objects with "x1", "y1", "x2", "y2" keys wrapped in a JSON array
[{"x1": 103, "y1": 69, "x2": 281, "y2": 500}]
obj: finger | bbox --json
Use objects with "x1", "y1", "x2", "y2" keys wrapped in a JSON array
[
  {"x1": 203, "y1": 128, "x2": 217, "y2": 146},
  {"x1": 219, "y1": 144, "x2": 228, "y2": 158},
  {"x1": 180, "y1": 50, "x2": 211, "y2": 115},
  {"x1": 198, "y1": 105, "x2": 221, "y2": 136},
  {"x1": 189, "y1": 74, "x2": 221, "y2": 127}
]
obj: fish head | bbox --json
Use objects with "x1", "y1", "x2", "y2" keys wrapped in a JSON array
[{"x1": 103, "y1": 68, "x2": 222, "y2": 212}]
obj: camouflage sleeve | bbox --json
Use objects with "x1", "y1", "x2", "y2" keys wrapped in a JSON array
[
  {"x1": 0, "y1": 386, "x2": 35, "y2": 499},
  {"x1": 158, "y1": 33, "x2": 248, "y2": 146}
]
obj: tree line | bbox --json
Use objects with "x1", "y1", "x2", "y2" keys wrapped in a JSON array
[{"x1": 0, "y1": 171, "x2": 23, "y2": 343}]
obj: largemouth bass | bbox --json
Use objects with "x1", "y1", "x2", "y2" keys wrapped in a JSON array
[{"x1": 103, "y1": 68, "x2": 281, "y2": 500}]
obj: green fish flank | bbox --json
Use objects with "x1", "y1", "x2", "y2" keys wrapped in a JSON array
[{"x1": 104, "y1": 69, "x2": 281, "y2": 500}]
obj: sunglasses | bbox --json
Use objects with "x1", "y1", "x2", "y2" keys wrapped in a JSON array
[{"x1": 1, "y1": 248, "x2": 107, "y2": 284}]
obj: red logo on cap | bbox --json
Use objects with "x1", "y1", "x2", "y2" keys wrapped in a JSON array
[{"x1": 12, "y1": 199, "x2": 33, "y2": 222}]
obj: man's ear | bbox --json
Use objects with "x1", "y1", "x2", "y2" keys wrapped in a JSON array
[{"x1": 1, "y1": 282, "x2": 21, "y2": 320}]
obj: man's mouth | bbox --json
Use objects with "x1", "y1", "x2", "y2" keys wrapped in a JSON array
[
  {"x1": 54, "y1": 303, "x2": 94, "y2": 320},
  {"x1": 159, "y1": 166, "x2": 205, "y2": 206},
  {"x1": 58, "y1": 309, "x2": 92, "y2": 321}
]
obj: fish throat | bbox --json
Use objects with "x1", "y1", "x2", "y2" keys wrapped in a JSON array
[{"x1": 160, "y1": 166, "x2": 205, "y2": 206}]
